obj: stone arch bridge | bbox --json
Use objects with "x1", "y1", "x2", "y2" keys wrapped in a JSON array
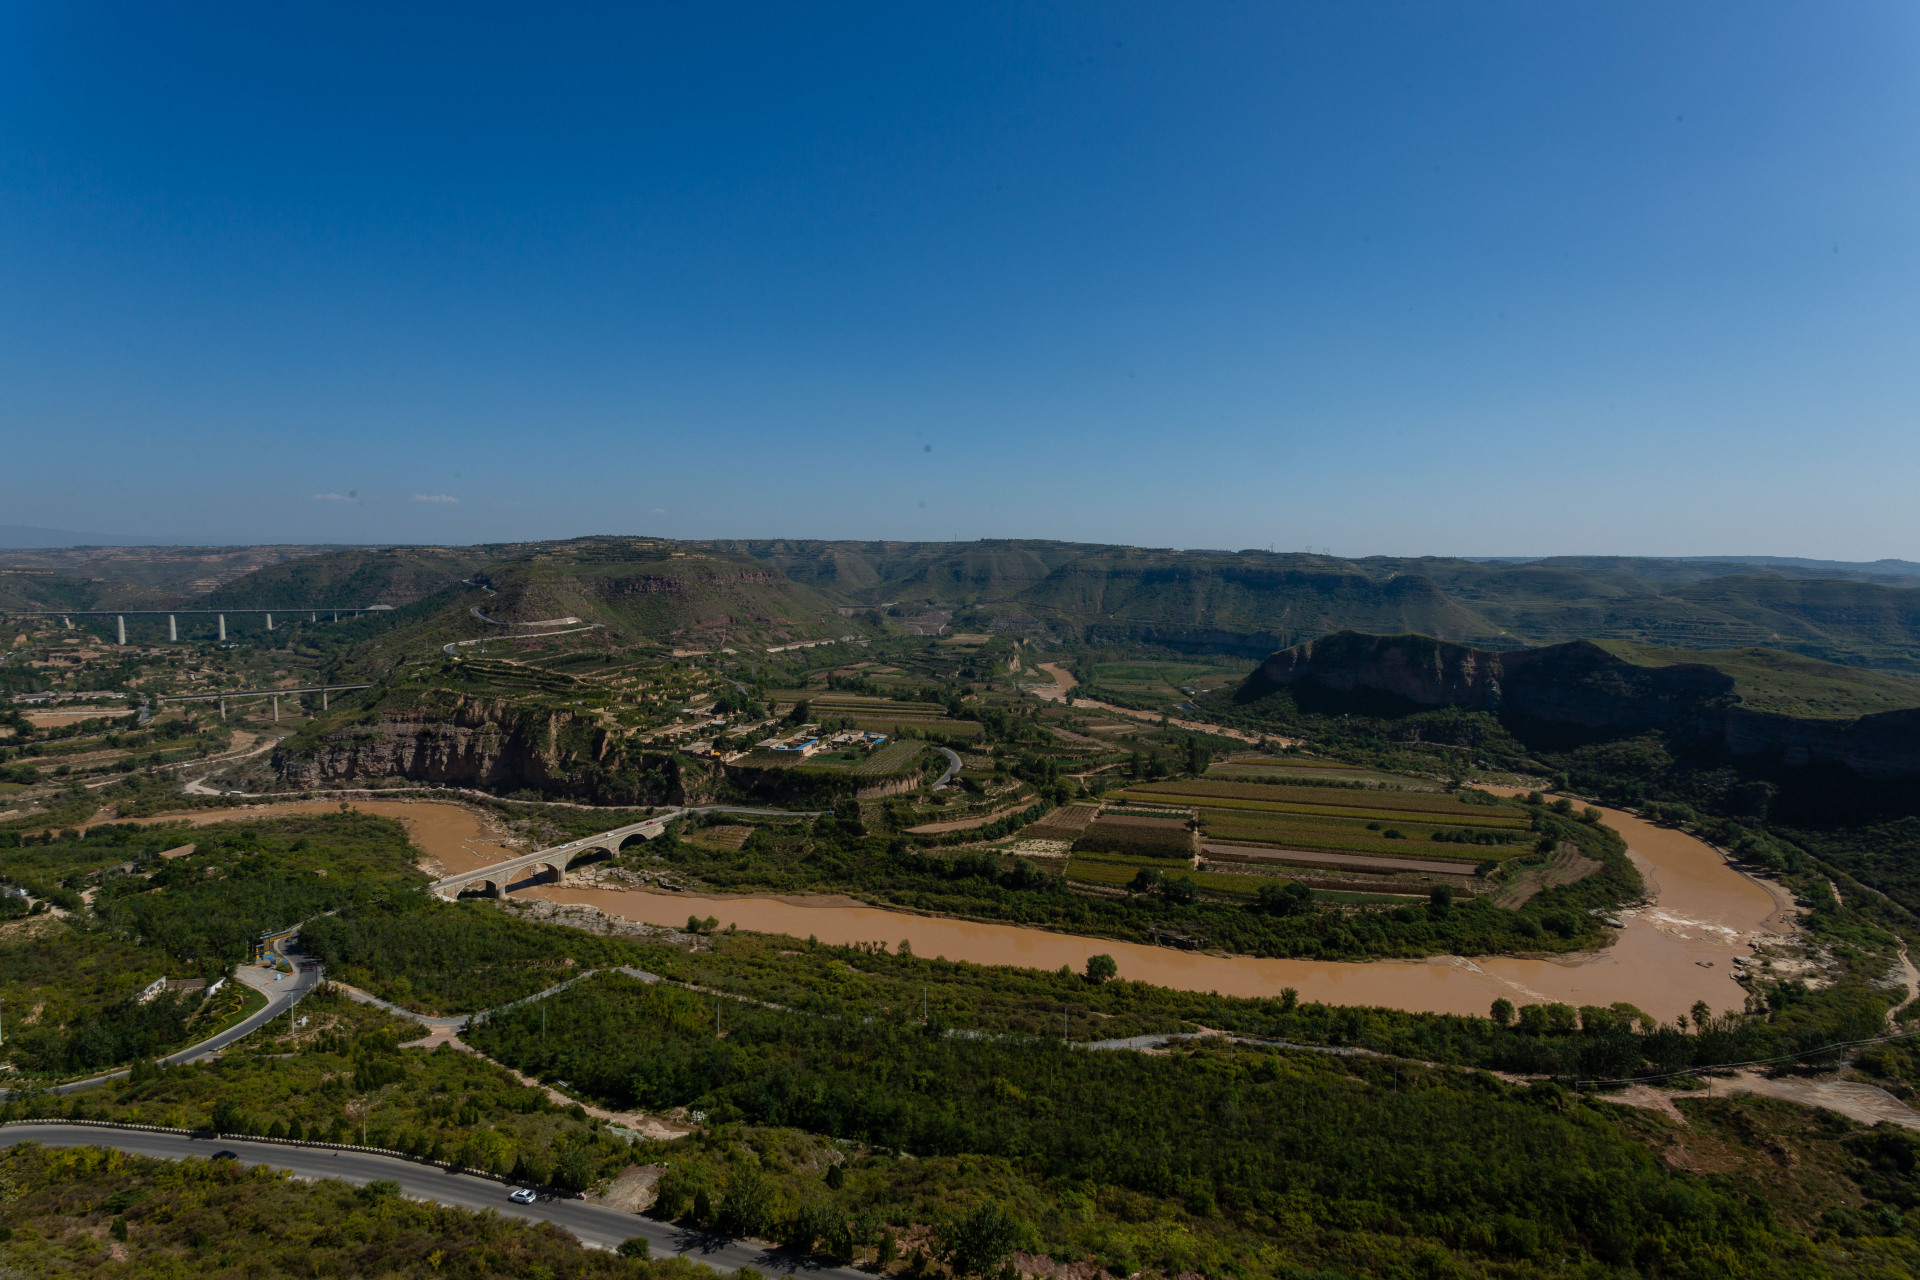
[{"x1": 426, "y1": 805, "x2": 821, "y2": 899}]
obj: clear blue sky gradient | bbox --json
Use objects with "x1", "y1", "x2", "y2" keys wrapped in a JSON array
[{"x1": 2, "y1": 3, "x2": 1916, "y2": 556}]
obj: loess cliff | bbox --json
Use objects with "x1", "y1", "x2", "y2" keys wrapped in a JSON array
[
  {"x1": 273, "y1": 695, "x2": 726, "y2": 806},
  {"x1": 1246, "y1": 631, "x2": 1920, "y2": 779}
]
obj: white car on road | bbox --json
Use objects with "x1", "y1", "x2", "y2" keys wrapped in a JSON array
[{"x1": 508, "y1": 1188, "x2": 537, "y2": 1204}]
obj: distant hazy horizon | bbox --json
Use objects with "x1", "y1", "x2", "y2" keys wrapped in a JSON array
[
  {"x1": 3, "y1": 4, "x2": 1916, "y2": 557},
  {"x1": 5, "y1": 524, "x2": 1919, "y2": 579}
]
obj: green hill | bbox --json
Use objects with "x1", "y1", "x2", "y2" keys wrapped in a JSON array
[
  {"x1": 217, "y1": 538, "x2": 848, "y2": 659},
  {"x1": 481, "y1": 538, "x2": 839, "y2": 640},
  {"x1": 0, "y1": 568, "x2": 180, "y2": 612},
  {"x1": 1589, "y1": 640, "x2": 1920, "y2": 719},
  {"x1": 200, "y1": 545, "x2": 492, "y2": 609}
]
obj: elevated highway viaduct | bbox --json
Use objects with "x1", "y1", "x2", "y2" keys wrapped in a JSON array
[{"x1": 0, "y1": 606, "x2": 378, "y2": 645}]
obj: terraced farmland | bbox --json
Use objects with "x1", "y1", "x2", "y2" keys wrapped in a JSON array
[
  {"x1": 851, "y1": 738, "x2": 930, "y2": 776},
  {"x1": 1109, "y1": 778, "x2": 1535, "y2": 868},
  {"x1": 1204, "y1": 760, "x2": 1419, "y2": 787},
  {"x1": 809, "y1": 696, "x2": 987, "y2": 740},
  {"x1": 1065, "y1": 851, "x2": 1262, "y2": 899}
]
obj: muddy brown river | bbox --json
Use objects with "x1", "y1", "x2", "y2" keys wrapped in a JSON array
[{"x1": 128, "y1": 796, "x2": 1791, "y2": 1023}]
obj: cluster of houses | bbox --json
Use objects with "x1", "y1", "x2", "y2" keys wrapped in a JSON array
[
  {"x1": 681, "y1": 723, "x2": 889, "y2": 762},
  {"x1": 750, "y1": 725, "x2": 889, "y2": 758}
]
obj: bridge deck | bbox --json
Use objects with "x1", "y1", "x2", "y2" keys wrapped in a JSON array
[
  {"x1": 159, "y1": 684, "x2": 371, "y2": 701},
  {"x1": 426, "y1": 805, "x2": 822, "y2": 896}
]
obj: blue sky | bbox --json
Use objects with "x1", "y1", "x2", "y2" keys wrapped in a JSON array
[{"x1": 2, "y1": 3, "x2": 1916, "y2": 556}]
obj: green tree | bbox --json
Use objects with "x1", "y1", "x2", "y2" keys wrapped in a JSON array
[
  {"x1": 553, "y1": 1144, "x2": 594, "y2": 1192},
  {"x1": 939, "y1": 1203, "x2": 1019, "y2": 1277},
  {"x1": 718, "y1": 1165, "x2": 774, "y2": 1238},
  {"x1": 1255, "y1": 881, "x2": 1313, "y2": 916},
  {"x1": 1084, "y1": 954, "x2": 1117, "y2": 984},
  {"x1": 1490, "y1": 997, "x2": 1515, "y2": 1027}
]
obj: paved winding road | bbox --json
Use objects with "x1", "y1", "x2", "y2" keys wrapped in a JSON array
[
  {"x1": 932, "y1": 746, "x2": 963, "y2": 789},
  {"x1": 33, "y1": 951, "x2": 322, "y2": 1098},
  {"x1": 0, "y1": 1122, "x2": 862, "y2": 1274}
]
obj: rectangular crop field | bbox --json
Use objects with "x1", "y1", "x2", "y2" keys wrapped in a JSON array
[
  {"x1": 846, "y1": 716, "x2": 984, "y2": 740},
  {"x1": 811, "y1": 697, "x2": 949, "y2": 716},
  {"x1": 1198, "y1": 821, "x2": 1510, "y2": 862},
  {"x1": 1115, "y1": 782, "x2": 1526, "y2": 821},
  {"x1": 1106, "y1": 773, "x2": 1537, "y2": 865},
  {"x1": 1072, "y1": 818, "x2": 1193, "y2": 859},
  {"x1": 1163, "y1": 795, "x2": 1524, "y2": 829},
  {"x1": 1120, "y1": 780, "x2": 1528, "y2": 817},
  {"x1": 1065, "y1": 853, "x2": 1263, "y2": 899},
  {"x1": 1206, "y1": 763, "x2": 1415, "y2": 786},
  {"x1": 1219, "y1": 754, "x2": 1358, "y2": 770},
  {"x1": 851, "y1": 739, "x2": 930, "y2": 776},
  {"x1": 1195, "y1": 809, "x2": 1527, "y2": 843},
  {"x1": 1025, "y1": 803, "x2": 1098, "y2": 837}
]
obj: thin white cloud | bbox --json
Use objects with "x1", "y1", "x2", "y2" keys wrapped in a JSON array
[
  {"x1": 650, "y1": 507, "x2": 667, "y2": 516},
  {"x1": 313, "y1": 493, "x2": 355, "y2": 503},
  {"x1": 413, "y1": 493, "x2": 458, "y2": 504}
]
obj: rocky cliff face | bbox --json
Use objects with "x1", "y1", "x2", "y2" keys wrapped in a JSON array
[
  {"x1": 273, "y1": 697, "x2": 727, "y2": 804},
  {"x1": 1256, "y1": 631, "x2": 1511, "y2": 709},
  {"x1": 1249, "y1": 631, "x2": 1920, "y2": 778}
]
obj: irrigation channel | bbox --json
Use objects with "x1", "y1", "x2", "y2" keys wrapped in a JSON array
[{"x1": 117, "y1": 796, "x2": 1809, "y2": 1024}]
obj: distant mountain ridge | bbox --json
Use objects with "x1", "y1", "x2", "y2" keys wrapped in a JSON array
[
  {"x1": 8, "y1": 535, "x2": 1920, "y2": 674},
  {"x1": 1465, "y1": 555, "x2": 1920, "y2": 579}
]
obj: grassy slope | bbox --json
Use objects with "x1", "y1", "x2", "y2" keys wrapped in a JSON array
[
  {"x1": 200, "y1": 545, "x2": 490, "y2": 609},
  {"x1": 1591, "y1": 639, "x2": 1920, "y2": 718}
]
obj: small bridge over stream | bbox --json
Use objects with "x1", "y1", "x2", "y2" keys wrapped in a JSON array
[{"x1": 427, "y1": 805, "x2": 822, "y2": 899}]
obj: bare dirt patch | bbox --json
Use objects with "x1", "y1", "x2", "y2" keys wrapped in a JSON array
[
  {"x1": 1715, "y1": 1071, "x2": 1920, "y2": 1130},
  {"x1": 685, "y1": 824, "x2": 753, "y2": 851},
  {"x1": 26, "y1": 708, "x2": 133, "y2": 728},
  {"x1": 906, "y1": 803, "x2": 1031, "y2": 834},
  {"x1": 0, "y1": 912, "x2": 62, "y2": 942},
  {"x1": 586, "y1": 1163, "x2": 665, "y2": 1212},
  {"x1": 1491, "y1": 845, "x2": 1603, "y2": 909}
]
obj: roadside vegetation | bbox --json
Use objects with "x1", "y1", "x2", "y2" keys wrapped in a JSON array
[
  {"x1": 462, "y1": 969, "x2": 1920, "y2": 1278},
  {"x1": 0, "y1": 1140, "x2": 690, "y2": 1279},
  {"x1": 0, "y1": 812, "x2": 421, "y2": 1077},
  {"x1": 302, "y1": 899, "x2": 658, "y2": 1015},
  {"x1": 2, "y1": 990, "x2": 637, "y2": 1191}
]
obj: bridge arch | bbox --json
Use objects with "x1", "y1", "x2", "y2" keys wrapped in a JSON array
[
  {"x1": 569, "y1": 846, "x2": 615, "y2": 870},
  {"x1": 456, "y1": 879, "x2": 503, "y2": 899}
]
